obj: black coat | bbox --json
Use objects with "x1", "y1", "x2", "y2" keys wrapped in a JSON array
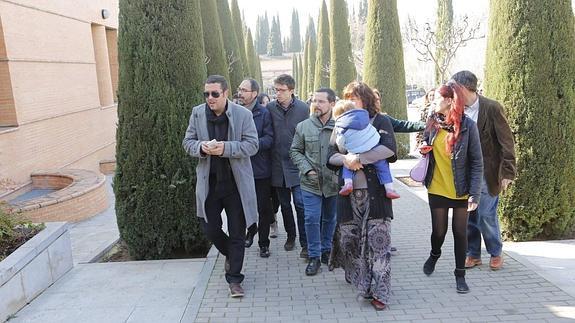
[
  {"x1": 250, "y1": 103, "x2": 274, "y2": 179},
  {"x1": 423, "y1": 116, "x2": 484, "y2": 204},
  {"x1": 327, "y1": 113, "x2": 397, "y2": 222}
]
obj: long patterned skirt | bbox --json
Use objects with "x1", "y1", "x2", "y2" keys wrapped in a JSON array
[{"x1": 330, "y1": 189, "x2": 392, "y2": 303}]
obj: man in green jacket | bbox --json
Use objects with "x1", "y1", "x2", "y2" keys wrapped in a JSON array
[{"x1": 290, "y1": 88, "x2": 340, "y2": 276}]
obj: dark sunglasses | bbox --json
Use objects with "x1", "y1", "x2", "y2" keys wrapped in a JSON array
[{"x1": 203, "y1": 91, "x2": 222, "y2": 98}]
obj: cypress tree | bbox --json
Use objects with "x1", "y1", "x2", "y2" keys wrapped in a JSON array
[
  {"x1": 255, "y1": 16, "x2": 262, "y2": 55},
  {"x1": 199, "y1": 0, "x2": 229, "y2": 80},
  {"x1": 435, "y1": 0, "x2": 453, "y2": 84},
  {"x1": 292, "y1": 54, "x2": 298, "y2": 87},
  {"x1": 258, "y1": 13, "x2": 270, "y2": 55},
  {"x1": 301, "y1": 43, "x2": 308, "y2": 98},
  {"x1": 216, "y1": 0, "x2": 244, "y2": 91},
  {"x1": 484, "y1": 0, "x2": 575, "y2": 240},
  {"x1": 255, "y1": 54, "x2": 263, "y2": 86},
  {"x1": 115, "y1": 0, "x2": 209, "y2": 259},
  {"x1": 245, "y1": 29, "x2": 258, "y2": 79},
  {"x1": 230, "y1": 0, "x2": 249, "y2": 77},
  {"x1": 305, "y1": 18, "x2": 317, "y2": 95},
  {"x1": 297, "y1": 54, "x2": 304, "y2": 97},
  {"x1": 363, "y1": 0, "x2": 409, "y2": 157},
  {"x1": 290, "y1": 9, "x2": 302, "y2": 52},
  {"x1": 314, "y1": 0, "x2": 331, "y2": 90},
  {"x1": 268, "y1": 16, "x2": 283, "y2": 56},
  {"x1": 329, "y1": 0, "x2": 356, "y2": 96}
]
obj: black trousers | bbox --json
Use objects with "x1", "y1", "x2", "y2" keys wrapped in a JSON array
[
  {"x1": 254, "y1": 178, "x2": 273, "y2": 248},
  {"x1": 202, "y1": 181, "x2": 246, "y2": 284}
]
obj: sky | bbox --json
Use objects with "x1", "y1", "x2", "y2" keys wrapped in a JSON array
[{"x1": 237, "y1": 0, "x2": 575, "y2": 88}]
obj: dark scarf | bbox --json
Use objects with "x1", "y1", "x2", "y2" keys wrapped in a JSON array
[
  {"x1": 205, "y1": 104, "x2": 233, "y2": 189},
  {"x1": 432, "y1": 112, "x2": 455, "y2": 133}
]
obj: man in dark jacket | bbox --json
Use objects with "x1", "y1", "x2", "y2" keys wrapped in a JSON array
[
  {"x1": 238, "y1": 78, "x2": 274, "y2": 258},
  {"x1": 267, "y1": 74, "x2": 310, "y2": 257},
  {"x1": 451, "y1": 70, "x2": 516, "y2": 271}
]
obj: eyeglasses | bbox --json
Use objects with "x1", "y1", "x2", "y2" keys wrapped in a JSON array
[
  {"x1": 273, "y1": 87, "x2": 290, "y2": 93},
  {"x1": 237, "y1": 88, "x2": 254, "y2": 93},
  {"x1": 203, "y1": 91, "x2": 222, "y2": 98}
]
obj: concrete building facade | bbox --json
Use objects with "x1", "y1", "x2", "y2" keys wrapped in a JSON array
[{"x1": 0, "y1": 0, "x2": 119, "y2": 192}]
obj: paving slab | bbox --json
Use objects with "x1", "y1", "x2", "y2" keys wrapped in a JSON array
[{"x1": 10, "y1": 259, "x2": 205, "y2": 323}]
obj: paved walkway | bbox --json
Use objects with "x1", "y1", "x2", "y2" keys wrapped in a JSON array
[
  {"x1": 9, "y1": 161, "x2": 575, "y2": 322},
  {"x1": 194, "y1": 160, "x2": 575, "y2": 322}
]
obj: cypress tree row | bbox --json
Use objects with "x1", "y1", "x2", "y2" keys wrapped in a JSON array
[
  {"x1": 484, "y1": 0, "x2": 575, "y2": 240},
  {"x1": 435, "y1": 0, "x2": 453, "y2": 84},
  {"x1": 268, "y1": 16, "x2": 283, "y2": 56},
  {"x1": 301, "y1": 42, "x2": 308, "y2": 98},
  {"x1": 292, "y1": 54, "x2": 298, "y2": 91},
  {"x1": 314, "y1": 0, "x2": 331, "y2": 90},
  {"x1": 216, "y1": 0, "x2": 244, "y2": 91},
  {"x1": 115, "y1": 0, "x2": 209, "y2": 259},
  {"x1": 254, "y1": 54, "x2": 263, "y2": 87},
  {"x1": 245, "y1": 29, "x2": 258, "y2": 79},
  {"x1": 256, "y1": 13, "x2": 270, "y2": 55},
  {"x1": 329, "y1": 0, "x2": 356, "y2": 96},
  {"x1": 290, "y1": 9, "x2": 302, "y2": 52},
  {"x1": 199, "y1": 0, "x2": 229, "y2": 80},
  {"x1": 363, "y1": 0, "x2": 409, "y2": 157},
  {"x1": 230, "y1": 0, "x2": 249, "y2": 74},
  {"x1": 305, "y1": 18, "x2": 317, "y2": 94}
]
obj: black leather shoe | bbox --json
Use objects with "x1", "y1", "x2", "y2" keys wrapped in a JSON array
[
  {"x1": 245, "y1": 230, "x2": 256, "y2": 248},
  {"x1": 259, "y1": 246, "x2": 270, "y2": 258},
  {"x1": 454, "y1": 269, "x2": 469, "y2": 293},
  {"x1": 321, "y1": 251, "x2": 330, "y2": 264},
  {"x1": 423, "y1": 251, "x2": 441, "y2": 276},
  {"x1": 300, "y1": 246, "x2": 308, "y2": 259},
  {"x1": 305, "y1": 258, "x2": 321, "y2": 276},
  {"x1": 284, "y1": 238, "x2": 296, "y2": 251}
]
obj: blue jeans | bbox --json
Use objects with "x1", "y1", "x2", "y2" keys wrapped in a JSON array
[
  {"x1": 276, "y1": 185, "x2": 307, "y2": 247},
  {"x1": 342, "y1": 159, "x2": 392, "y2": 185},
  {"x1": 301, "y1": 190, "x2": 337, "y2": 258},
  {"x1": 467, "y1": 179, "x2": 503, "y2": 258}
]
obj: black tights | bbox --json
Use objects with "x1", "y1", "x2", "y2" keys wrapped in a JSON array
[{"x1": 430, "y1": 207, "x2": 469, "y2": 269}]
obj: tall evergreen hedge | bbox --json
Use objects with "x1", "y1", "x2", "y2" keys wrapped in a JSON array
[
  {"x1": 115, "y1": 0, "x2": 209, "y2": 259},
  {"x1": 314, "y1": 0, "x2": 331, "y2": 90},
  {"x1": 292, "y1": 54, "x2": 298, "y2": 92},
  {"x1": 435, "y1": 0, "x2": 453, "y2": 84},
  {"x1": 329, "y1": 0, "x2": 356, "y2": 96},
  {"x1": 245, "y1": 29, "x2": 260, "y2": 84},
  {"x1": 305, "y1": 18, "x2": 317, "y2": 95},
  {"x1": 256, "y1": 14, "x2": 270, "y2": 55},
  {"x1": 363, "y1": 0, "x2": 409, "y2": 157},
  {"x1": 199, "y1": 0, "x2": 229, "y2": 80},
  {"x1": 297, "y1": 54, "x2": 304, "y2": 97},
  {"x1": 230, "y1": 0, "x2": 249, "y2": 75},
  {"x1": 290, "y1": 9, "x2": 302, "y2": 52},
  {"x1": 301, "y1": 42, "x2": 308, "y2": 98},
  {"x1": 484, "y1": 0, "x2": 575, "y2": 240},
  {"x1": 216, "y1": 0, "x2": 244, "y2": 91},
  {"x1": 268, "y1": 16, "x2": 283, "y2": 56}
]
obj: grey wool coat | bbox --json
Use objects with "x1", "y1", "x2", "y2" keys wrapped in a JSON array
[{"x1": 182, "y1": 101, "x2": 259, "y2": 226}]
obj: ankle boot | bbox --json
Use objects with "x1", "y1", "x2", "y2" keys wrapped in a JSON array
[
  {"x1": 454, "y1": 268, "x2": 469, "y2": 293},
  {"x1": 423, "y1": 251, "x2": 441, "y2": 275}
]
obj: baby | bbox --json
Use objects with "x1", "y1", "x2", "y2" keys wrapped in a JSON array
[{"x1": 333, "y1": 100, "x2": 400, "y2": 199}]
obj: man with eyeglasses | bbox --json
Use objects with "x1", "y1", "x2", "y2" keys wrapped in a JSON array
[
  {"x1": 267, "y1": 74, "x2": 310, "y2": 258},
  {"x1": 290, "y1": 88, "x2": 339, "y2": 275},
  {"x1": 183, "y1": 75, "x2": 259, "y2": 298},
  {"x1": 237, "y1": 78, "x2": 274, "y2": 258}
]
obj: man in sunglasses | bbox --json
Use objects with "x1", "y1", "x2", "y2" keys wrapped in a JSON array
[
  {"x1": 183, "y1": 75, "x2": 259, "y2": 298},
  {"x1": 267, "y1": 74, "x2": 310, "y2": 258},
  {"x1": 237, "y1": 78, "x2": 274, "y2": 258}
]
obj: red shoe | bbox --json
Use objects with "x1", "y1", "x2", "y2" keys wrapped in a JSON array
[
  {"x1": 386, "y1": 190, "x2": 400, "y2": 199},
  {"x1": 339, "y1": 183, "x2": 353, "y2": 196},
  {"x1": 371, "y1": 299, "x2": 386, "y2": 311}
]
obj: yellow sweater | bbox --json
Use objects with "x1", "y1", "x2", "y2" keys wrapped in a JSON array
[{"x1": 428, "y1": 129, "x2": 468, "y2": 200}]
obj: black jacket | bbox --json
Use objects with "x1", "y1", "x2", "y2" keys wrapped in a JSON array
[
  {"x1": 423, "y1": 116, "x2": 484, "y2": 203},
  {"x1": 250, "y1": 103, "x2": 274, "y2": 179}
]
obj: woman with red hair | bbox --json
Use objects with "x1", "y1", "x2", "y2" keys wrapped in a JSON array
[{"x1": 419, "y1": 82, "x2": 483, "y2": 293}]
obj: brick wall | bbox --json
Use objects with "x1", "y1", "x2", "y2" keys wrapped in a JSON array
[{"x1": 0, "y1": 0, "x2": 119, "y2": 185}]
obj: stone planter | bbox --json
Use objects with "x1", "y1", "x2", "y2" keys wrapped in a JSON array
[{"x1": 0, "y1": 222, "x2": 73, "y2": 322}]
